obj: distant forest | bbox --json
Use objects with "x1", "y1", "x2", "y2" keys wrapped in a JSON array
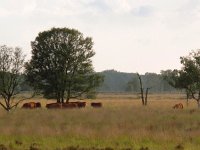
[
  {"x1": 21, "y1": 69, "x2": 177, "y2": 93},
  {"x1": 97, "y1": 70, "x2": 177, "y2": 93}
]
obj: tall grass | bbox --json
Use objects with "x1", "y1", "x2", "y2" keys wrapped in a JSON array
[{"x1": 0, "y1": 94, "x2": 199, "y2": 149}]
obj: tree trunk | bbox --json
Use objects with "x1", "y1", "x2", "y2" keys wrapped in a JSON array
[
  {"x1": 56, "y1": 91, "x2": 61, "y2": 103},
  {"x1": 137, "y1": 73, "x2": 145, "y2": 105},
  {"x1": 5, "y1": 97, "x2": 11, "y2": 112},
  {"x1": 141, "y1": 89, "x2": 144, "y2": 105},
  {"x1": 57, "y1": 97, "x2": 61, "y2": 103},
  {"x1": 66, "y1": 82, "x2": 71, "y2": 103},
  {"x1": 186, "y1": 89, "x2": 190, "y2": 107},
  {"x1": 66, "y1": 89, "x2": 70, "y2": 103},
  {"x1": 61, "y1": 90, "x2": 64, "y2": 103},
  {"x1": 66, "y1": 96, "x2": 70, "y2": 103}
]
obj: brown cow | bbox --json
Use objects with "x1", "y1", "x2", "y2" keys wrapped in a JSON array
[
  {"x1": 62, "y1": 103, "x2": 77, "y2": 109},
  {"x1": 46, "y1": 103, "x2": 62, "y2": 109},
  {"x1": 22, "y1": 102, "x2": 36, "y2": 109},
  {"x1": 77, "y1": 102, "x2": 86, "y2": 108},
  {"x1": 173, "y1": 103, "x2": 183, "y2": 109},
  {"x1": 46, "y1": 102, "x2": 86, "y2": 109},
  {"x1": 68, "y1": 102, "x2": 86, "y2": 108},
  {"x1": 35, "y1": 102, "x2": 41, "y2": 108},
  {"x1": 91, "y1": 102, "x2": 102, "y2": 108}
]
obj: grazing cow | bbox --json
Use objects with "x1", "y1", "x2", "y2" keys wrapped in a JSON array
[
  {"x1": 46, "y1": 102, "x2": 86, "y2": 109},
  {"x1": 69, "y1": 102, "x2": 86, "y2": 108},
  {"x1": 62, "y1": 103, "x2": 77, "y2": 109},
  {"x1": 77, "y1": 102, "x2": 86, "y2": 108},
  {"x1": 91, "y1": 102, "x2": 102, "y2": 108},
  {"x1": 173, "y1": 103, "x2": 183, "y2": 109},
  {"x1": 35, "y1": 102, "x2": 41, "y2": 108},
  {"x1": 22, "y1": 102, "x2": 36, "y2": 109},
  {"x1": 46, "y1": 103, "x2": 62, "y2": 109}
]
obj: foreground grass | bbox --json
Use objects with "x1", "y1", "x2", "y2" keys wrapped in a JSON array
[{"x1": 0, "y1": 94, "x2": 199, "y2": 149}]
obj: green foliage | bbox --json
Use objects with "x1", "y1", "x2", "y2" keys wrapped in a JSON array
[
  {"x1": 0, "y1": 45, "x2": 25, "y2": 111},
  {"x1": 179, "y1": 50, "x2": 200, "y2": 102},
  {"x1": 25, "y1": 27, "x2": 103, "y2": 102},
  {"x1": 161, "y1": 69, "x2": 180, "y2": 88},
  {"x1": 162, "y1": 50, "x2": 200, "y2": 107}
]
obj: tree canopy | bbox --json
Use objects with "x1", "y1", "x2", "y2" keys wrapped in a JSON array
[
  {"x1": 0, "y1": 45, "x2": 25, "y2": 111},
  {"x1": 25, "y1": 27, "x2": 103, "y2": 103},
  {"x1": 162, "y1": 50, "x2": 200, "y2": 108}
]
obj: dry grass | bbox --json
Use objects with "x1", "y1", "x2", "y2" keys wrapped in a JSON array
[{"x1": 0, "y1": 93, "x2": 199, "y2": 149}]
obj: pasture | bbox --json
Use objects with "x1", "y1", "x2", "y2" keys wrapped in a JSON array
[{"x1": 0, "y1": 93, "x2": 199, "y2": 150}]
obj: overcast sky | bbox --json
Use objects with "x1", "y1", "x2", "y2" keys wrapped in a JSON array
[{"x1": 1, "y1": 0, "x2": 200, "y2": 74}]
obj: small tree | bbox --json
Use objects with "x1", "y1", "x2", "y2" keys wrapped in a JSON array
[
  {"x1": 180, "y1": 50, "x2": 200, "y2": 108},
  {"x1": 25, "y1": 27, "x2": 103, "y2": 103},
  {"x1": 0, "y1": 45, "x2": 26, "y2": 111},
  {"x1": 162, "y1": 50, "x2": 200, "y2": 108},
  {"x1": 161, "y1": 69, "x2": 192, "y2": 106}
]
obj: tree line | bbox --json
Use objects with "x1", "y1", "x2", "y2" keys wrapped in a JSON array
[
  {"x1": 16, "y1": 70, "x2": 177, "y2": 93},
  {"x1": 98, "y1": 70, "x2": 176, "y2": 93}
]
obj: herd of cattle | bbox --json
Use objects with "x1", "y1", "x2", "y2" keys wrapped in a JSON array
[
  {"x1": 21, "y1": 101, "x2": 102, "y2": 109},
  {"x1": 21, "y1": 101, "x2": 184, "y2": 109}
]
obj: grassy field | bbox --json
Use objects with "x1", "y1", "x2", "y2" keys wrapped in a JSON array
[{"x1": 0, "y1": 93, "x2": 199, "y2": 150}]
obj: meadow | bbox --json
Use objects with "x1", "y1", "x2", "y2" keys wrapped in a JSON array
[{"x1": 0, "y1": 93, "x2": 199, "y2": 150}]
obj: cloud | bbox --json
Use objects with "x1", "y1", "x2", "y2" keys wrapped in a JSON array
[
  {"x1": 86, "y1": 0, "x2": 111, "y2": 13},
  {"x1": 0, "y1": 0, "x2": 37, "y2": 16},
  {"x1": 132, "y1": 5, "x2": 154, "y2": 17},
  {"x1": 1, "y1": 0, "x2": 200, "y2": 73}
]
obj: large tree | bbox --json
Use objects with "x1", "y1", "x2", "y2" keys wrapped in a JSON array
[
  {"x1": 25, "y1": 27, "x2": 103, "y2": 103},
  {"x1": 0, "y1": 45, "x2": 26, "y2": 111}
]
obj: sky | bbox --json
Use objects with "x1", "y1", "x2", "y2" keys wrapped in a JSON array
[{"x1": 1, "y1": 0, "x2": 200, "y2": 74}]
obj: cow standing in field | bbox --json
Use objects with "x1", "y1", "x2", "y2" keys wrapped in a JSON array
[
  {"x1": 77, "y1": 102, "x2": 86, "y2": 108},
  {"x1": 46, "y1": 103, "x2": 62, "y2": 109},
  {"x1": 62, "y1": 101, "x2": 86, "y2": 108},
  {"x1": 62, "y1": 103, "x2": 77, "y2": 109},
  {"x1": 22, "y1": 102, "x2": 41, "y2": 109},
  {"x1": 68, "y1": 102, "x2": 86, "y2": 108},
  {"x1": 173, "y1": 103, "x2": 183, "y2": 109},
  {"x1": 22, "y1": 102, "x2": 35, "y2": 109},
  {"x1": 91, "y1": 102, "x2": 102, "y2": 108},
  {"x1": 46, "y1": 101, "x2": 86, "y2": 109},
  {"x1": 35, "y1": 102, "x2": 41, "y2": 108}
]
